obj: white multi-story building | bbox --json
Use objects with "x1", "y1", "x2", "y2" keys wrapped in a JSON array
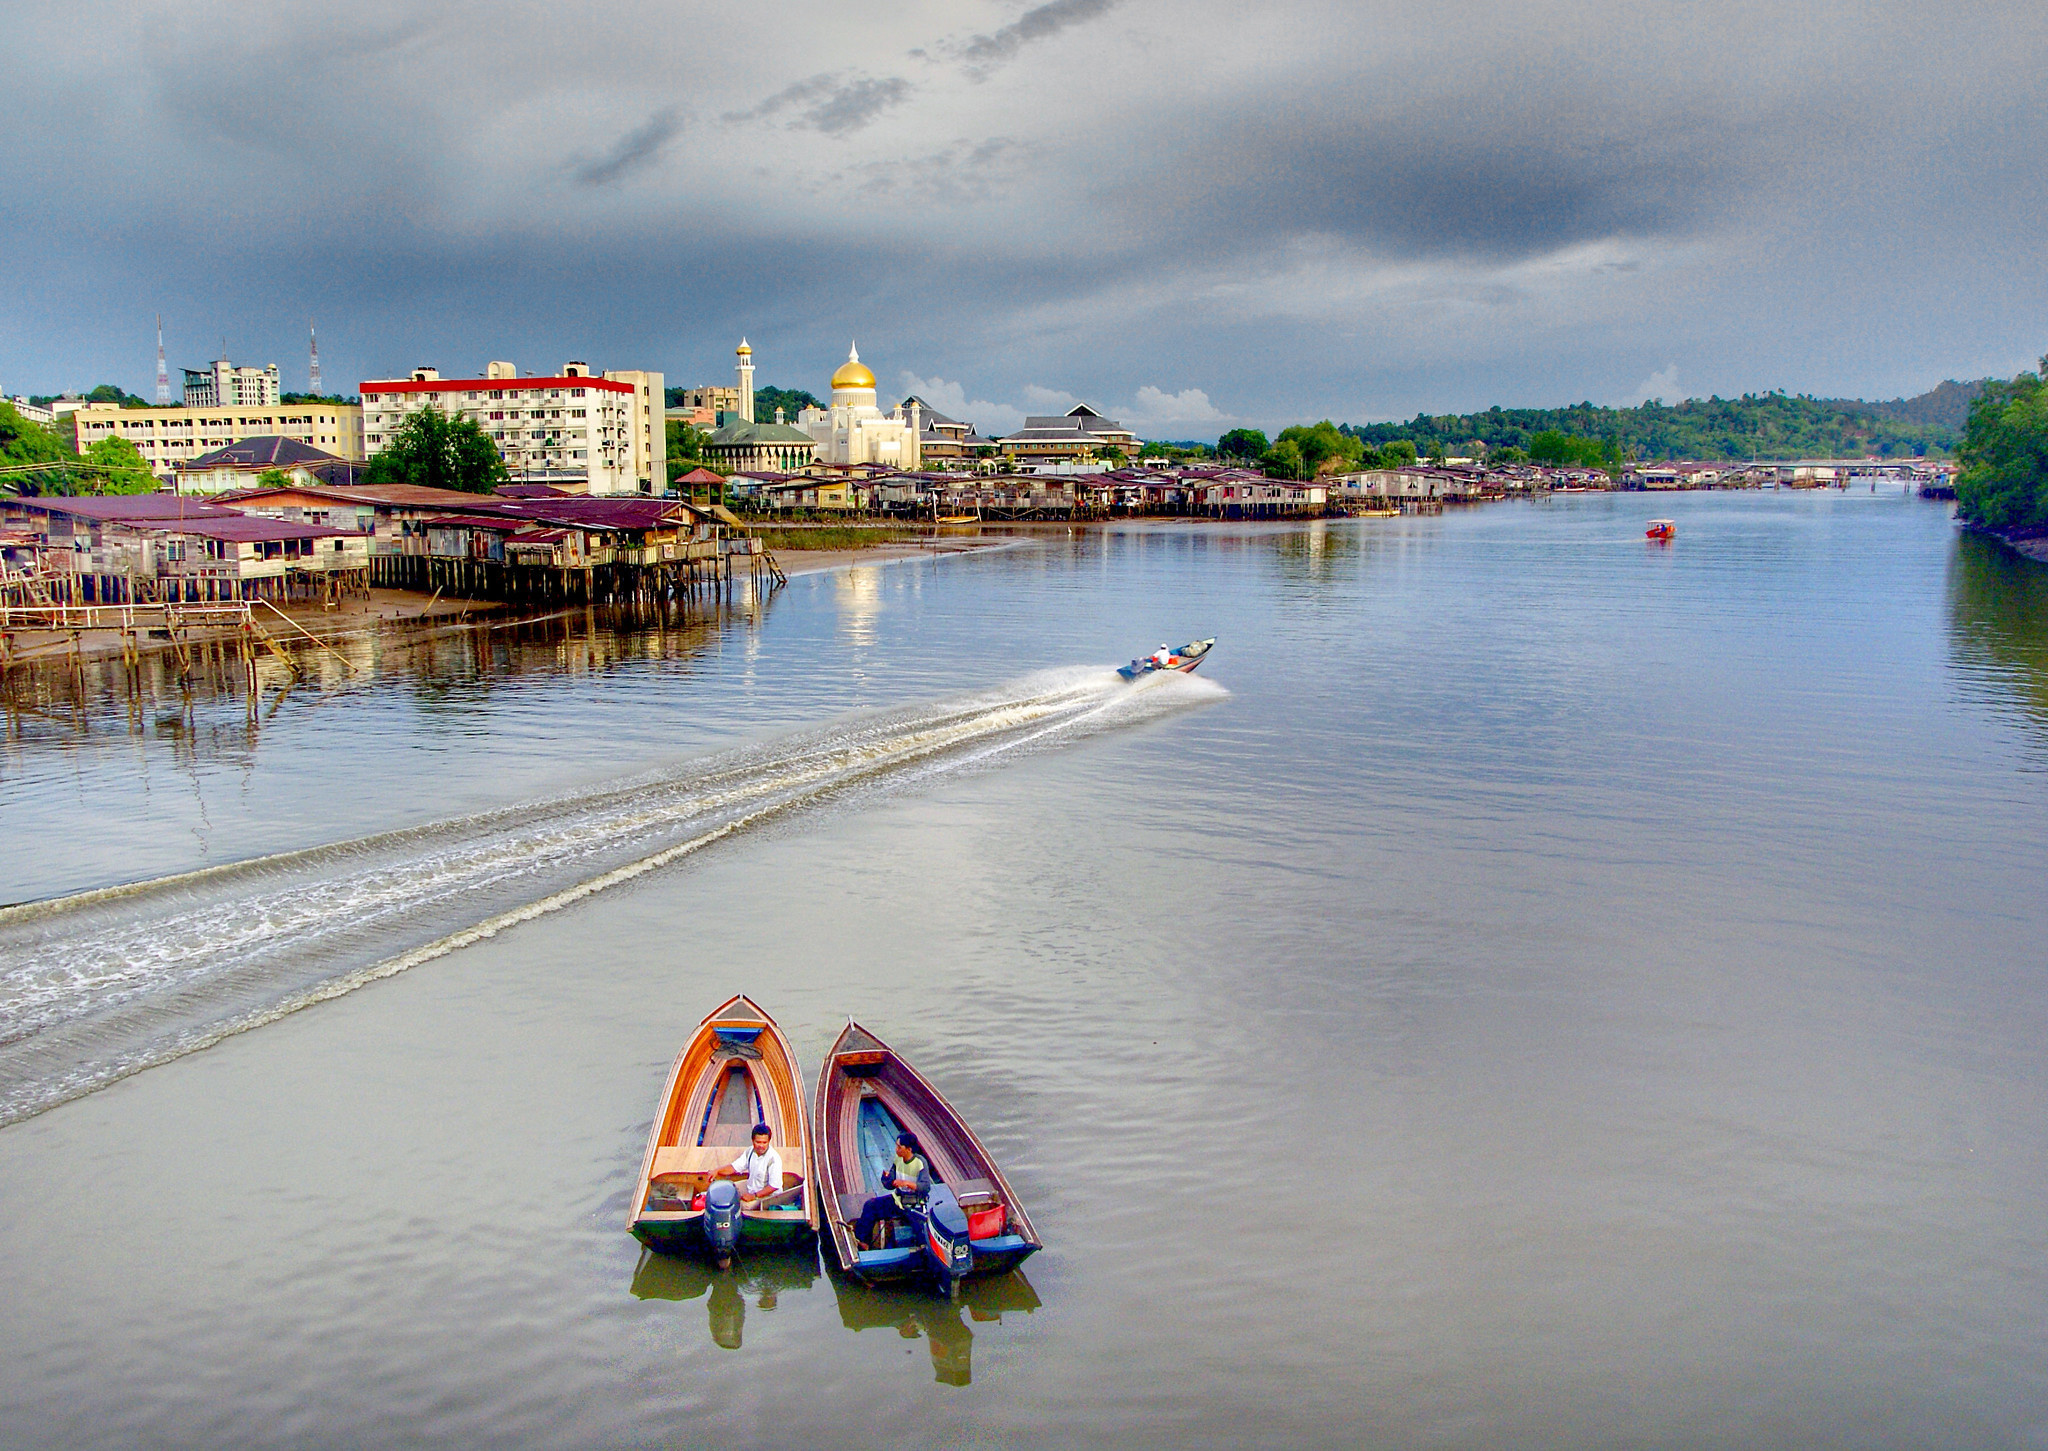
[
  {"x1": 72, "y1": 400, "x2": 365, "y2": 477},
  {"x1": 359, "y1": 360, "x2": 665, "y2": 495},
  {"x1": 183, "y1": 357, "x2": 281, "y2": 408}
]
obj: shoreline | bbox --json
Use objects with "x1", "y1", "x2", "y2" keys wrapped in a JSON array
[{"x1": 0, "y1": 541, "x2": 1020, "y2": 668}]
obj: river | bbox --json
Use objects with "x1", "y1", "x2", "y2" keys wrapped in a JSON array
[{"x1": 2, "y1": 491, "x2": 2045, "y2": 1448}]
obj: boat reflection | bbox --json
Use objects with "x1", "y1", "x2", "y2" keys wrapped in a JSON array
[
  {"x1": 830, "y1": 1267, "x2": 1042, "y2": 1387},
  {"x1": 629, "y1": 1247, "x2": 820, "y2": 1351}
]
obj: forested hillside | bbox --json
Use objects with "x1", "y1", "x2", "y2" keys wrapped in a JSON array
[{"x1": 1341, "y1": 384, "x2": 1982, "y2": 460}]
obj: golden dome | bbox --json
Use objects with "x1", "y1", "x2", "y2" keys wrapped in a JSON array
[
  {"x1": 831, "y1": 343, "x2": 874, "y2": 391},
  {"x1": 735, "y1": 338, "x2": 752, "y2": 356}
]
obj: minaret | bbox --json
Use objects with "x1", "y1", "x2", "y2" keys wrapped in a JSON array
[
  {"x1": 309, "y1": 321, "x2": 322, "y2": 395},
  {"x1": 735, "y1": 338, "x2": 755, "y2": 423},
  {"x1": 154, "y1": 315, "x2": 170, "y2": 404}
]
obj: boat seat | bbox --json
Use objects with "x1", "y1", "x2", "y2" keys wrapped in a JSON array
[
  {"x1": 951, "y1": 1177, "x2": 998, "y2": 1207},
  {"x1": 651, "y1": 1145, "x2": 799, "y2": 1177}
]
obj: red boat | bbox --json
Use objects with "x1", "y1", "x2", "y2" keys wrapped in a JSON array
[{"x1": 1645, "y1": 519, "x2": 1675, "y2": 541}]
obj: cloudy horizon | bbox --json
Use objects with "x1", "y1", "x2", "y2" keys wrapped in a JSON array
[{"x1": 2, "y1": 0, "x2": 2043, "y2": 438}]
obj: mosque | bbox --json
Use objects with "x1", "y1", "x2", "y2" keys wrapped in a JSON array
[{"x1": 795, "y1": 344, "x2": 921, "y2": 470}]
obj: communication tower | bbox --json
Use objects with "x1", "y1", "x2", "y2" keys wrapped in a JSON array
[
  {"x1": 155, "y1": 315, "x2": 170, "y2": 404},
  {"x1": 309, "y1": 321, "x2": 322, "y2": 396}
]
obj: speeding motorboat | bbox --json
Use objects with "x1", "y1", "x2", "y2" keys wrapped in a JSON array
[{"x1": 1117, "y1": 638, "x2": 1215, "y2": 680}]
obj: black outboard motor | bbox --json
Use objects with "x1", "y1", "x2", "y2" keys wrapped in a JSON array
[
  {"x1": 703, "y1": 1179, "x2": 740, "y2": 1268},
  {"x1": 921, "y1": 1184, "x2": 974, "y2": 1298}
]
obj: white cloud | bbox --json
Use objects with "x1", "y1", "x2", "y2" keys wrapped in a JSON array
[
  {"x1": 1625, "y1": 362, "x2": 1681, "y2": 405},
  {"x1": 1021, "y1": 384, "x2": 1078, "y2": 409},
  {"x1": 900, "y1": 372, "x2": 1026, "y2": 436},
  {"x1": 1124, "y1": 385, "x2": 1228, "y2": 426}
]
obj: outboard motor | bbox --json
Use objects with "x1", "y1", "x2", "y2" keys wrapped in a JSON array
[
  {"x1": 921, "y1": 1184, "x2": 974, "y2": 1298},
  {"x1": 703, "y1": 1179, "x2": 740, "y2": 1268}
]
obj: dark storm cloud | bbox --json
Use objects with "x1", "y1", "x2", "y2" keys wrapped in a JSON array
[
  {"x1": 1145, "y1": 93, "x2": 1730, "y2": 265},
  {"x1": 572, "y1": 109, "x2": 683, "y2": 187},
  {"x1": 723, "y1": 73, "x2": 912, "y2": 135},
  {"x1": 957, "y1": 0, "x2": 1122, "y2": 73},
  {"x1": 4, "y1": 1, "x2": 2047, "y2": 427}
]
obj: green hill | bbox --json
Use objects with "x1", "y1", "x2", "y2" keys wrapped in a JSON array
[{"x1": 1342, "y1": 383, "x2": 1984, "y2": 461}]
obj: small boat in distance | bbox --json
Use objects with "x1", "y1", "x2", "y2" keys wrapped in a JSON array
[
  {"x1": 1117, "y1": 637, "x2": 1215, "y2": 680},
  {"x1": 813, "y1": 1020, "x2": 1042, "y2": 1297},
  {"x1": 1646, "y1": 519, "x2": 1676, "y2": 541},
  {"x1": 628, "y1": 995, "x2": 817, "y2": 1267}
]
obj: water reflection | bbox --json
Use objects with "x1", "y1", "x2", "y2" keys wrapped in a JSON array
[
  {"x1": 0, "y1": 594, "x2": 770, "y2": 750},
  {"x1": 630, "y1": 1248, "x2": 820, "y2": 1351},
  {"x1": 1946, "y1": 532, "x2": 2048, "y2": 750},
  {"x1": 831, "y1": 1269, "x2": 1042, "y2": 1387}
]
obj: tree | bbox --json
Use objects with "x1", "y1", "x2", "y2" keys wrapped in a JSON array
[
  {"x1": 1493, "y1": 446, "x2": 1530, "y2": 464},
  {"x1": 82, "y1": 435, "x2": 158, "y2": 493},
  {"x1": 363, "y1": 404, "x2": 508, "y2": 493},
  {"x1": 256, "y1": 467, "x2": 293, "y2": 489},
  {"x1": 1097, "y1": 446, "x2": 1128, "y2": 466},
  {"x1": 1260, "y1": 439, "x2": 1305, "y2": 479},
  {"x1": 754, "y1": 385, "x2": 820, "y2": 423},
  {"x1": 1956, "y1": 361, "x2": 2048, "y2": 533},
  {"x1": 0, "y1": 399, "x2": 76, "y2": 493},
  {"x1": 1275, "y1": 421, "x2": 1366, "y2": 477},
  {"x1": 666, "y1": 419, "x2": 710, "y2": 463},
  {"x1": 1216, "y1": 428, "x2": 1269, "y2": 460},
  {"x1": 85, "y1": 383, "x2": 150, "y2": 408},
  {"x1": 1378, "y1": 440, "x2": 1418, "y2": 469}
]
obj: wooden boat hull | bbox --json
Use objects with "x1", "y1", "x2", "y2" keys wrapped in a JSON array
[
  {"x1": 812, "y1": 1021, "x2": 1042, "y2": 1292},
  {"x1": 627, "y1": 995, "x2": 818, "y2": 1262}
]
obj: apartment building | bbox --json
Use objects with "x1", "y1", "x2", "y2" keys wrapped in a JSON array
[
  {"x1": 72, "y1": 401, "x2": 366, "y2": 476},
  {"x1": 359, "y1": 360, "x2": 665, "y2": 495},
  {"x1": 183, "y1": 357, "x2": 281, "y2": 408}
]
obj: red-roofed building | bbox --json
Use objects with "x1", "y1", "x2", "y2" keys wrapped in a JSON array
[{"x1": 360, "y1": 360, "x2": 664, "y2": 497}]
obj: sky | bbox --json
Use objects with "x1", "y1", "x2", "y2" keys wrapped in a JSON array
[{"x1": 1, "y1": 0, "x2": 2044, "y2": 439}]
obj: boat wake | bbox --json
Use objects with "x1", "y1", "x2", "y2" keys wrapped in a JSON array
[{"x1": 0, "y1": 666, "x2": 1224, "y2": 1127}]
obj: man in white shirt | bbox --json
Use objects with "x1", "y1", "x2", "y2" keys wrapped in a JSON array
[{"x1": 708, "y1": 1124, "x2": 783, "y2": 1207}]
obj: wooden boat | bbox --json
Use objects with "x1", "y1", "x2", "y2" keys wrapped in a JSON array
[
  {"x1": 813, "y1": 1020, "x2": 1042, "y2": 1295},
  {"x1": 1117, "y1": 637, "x2": 1215, "y2": 680},
  {"x1": 627, "y1": 995, "x2": 817, "y2": 1264},
  {"x1": 1646, "y1": 519, "x2": 1676, "y2": 541}
]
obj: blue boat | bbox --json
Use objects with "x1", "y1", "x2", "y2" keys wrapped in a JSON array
[
  {"x1": 1117, "y1": 637, "x2": 1215, "y2": 680},
  {"x1": 812, "y1": 1020, "x2": 1042, "y2": 1297}
]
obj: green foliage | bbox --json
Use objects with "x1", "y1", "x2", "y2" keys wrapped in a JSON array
[
  {"x1": 1528, "y1": 429, "x2": 1608, "y2": 468},
  {"x1": 1096, "y1": 446, "x2": 1128, "y2": 466},
  {"x1": 1273, "y1": 421, "x2": 1365, "y2": 478},
  {"x1": 0, "y1": 400, "x2": 77, "y2": 493},
  {"x1": 1216, "y1": 428, "x2": 1268, "y2": 460},
  {"x1": 255, "y1": 467, "x2": 294, "y2": 489},
  {"x1": 1341, "y1": 390, "x2": 1963, "y2": 462},
  {"x1": 754, "y1": 386, "x2": 820, "y2": 423},
  {"x1": 282, "y1": 392, "x2": 360, "y2": 405},
  {"x1": 85, "y1": 384, "x2": 150, "y2": 408},
  {"x1": 1955, "y1": 363, "x2": 2048, "y2": 533},
  {"x1": 363, "y1": 404, "x2": 508, "y2": 494},
  {"x1": 666, "y1": 419, "x2": 711, "y2": 463},
  {"x1": 1260, "y1": 439, "x2": 1305, "y2": 479},
  {"x1": 1375, "y1": 439, "x2": 1418, "y2": 469},
  {"x1": 83, "y1": 435, "x2": 158, "y2": 493},
  {"x1": 1493, "y1": 445, "x2": 1529, "y2": 464}
]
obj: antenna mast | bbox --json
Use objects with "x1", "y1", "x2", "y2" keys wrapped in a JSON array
[
  {"x1": 155, "y1": 314, "x2": 170, "y2": 404},
  {"x1": 309, "y1": 321, "x2": 322, "y2": 396}
]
